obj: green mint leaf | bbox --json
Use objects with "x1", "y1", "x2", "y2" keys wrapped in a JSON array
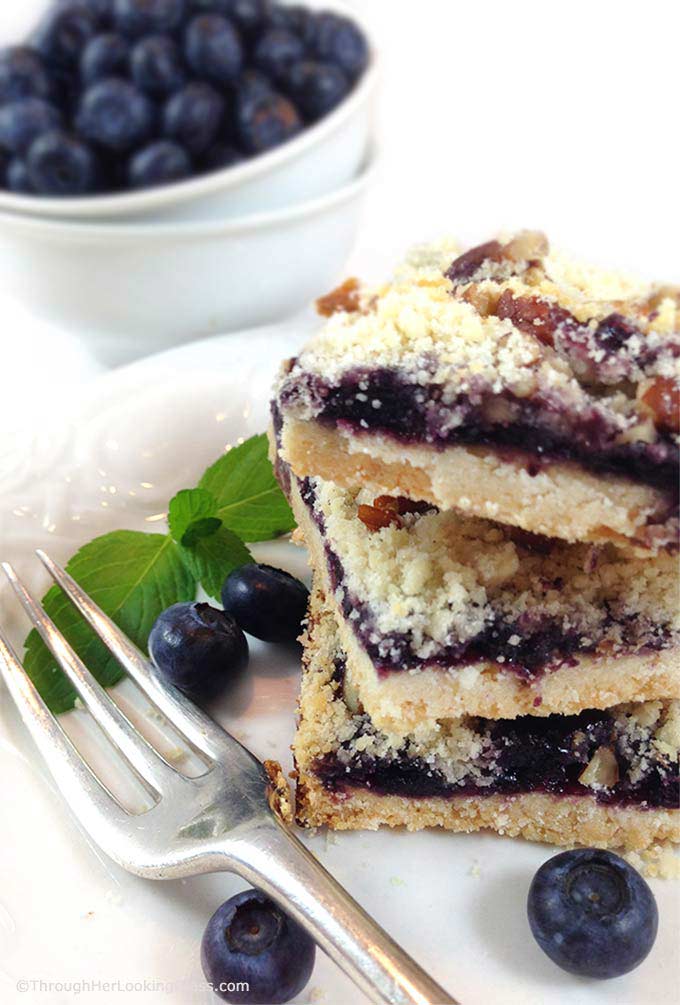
[
  {"x1": 24, "y1": 531, "x2": 196, "y2": 714},
  {"x1": 168, "y1": 487, "x2": 222, "y2": 546},
  {"x1": 180, "y1": 527, "x2": 253, "y2": 601},
  {"x1": 198, "y1": 433, "x2": 295, "y2": 542}
]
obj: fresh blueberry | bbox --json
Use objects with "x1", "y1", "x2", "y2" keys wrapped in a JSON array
[
  {"x1": 0, "y1": 47, "x2": 52, "y2": 103},
  {"x1": 188, "y1": 0, "x2": 269, "y2": 33},
  {"x1": 221, "y1": 563, "x2": 309, "y2": 643},
  {"x1": 285, "y1": 60, "x2": 349, "y2": 121},
  {"x1": 113, "y1": 0, "x2": 186, "y2": 37},
  {"x1": 128, "y1": 139, "x2": 191, "y2": 187},
  {"x1": 236, "y1": 91, "x2": 301, "y2": 155},
  {"x1": 201, "y1": 890, "x2": 315, "y2": 1004},
  {"x1": 130, "y1": 35, "x2": 185, "y2": 95},
  {"x1": 253, "y1": 28, "x2": 305, "y2": 83},
  {"x1": 5, "y1": 157, "x2": 33, "y2": 193},
  {"x1": 149, "y1": 602, "x2": 249, "y2": 702},
  {"x1": 184, "y1": 15, "x2": 243, "y2": 85},
  {"x1": 235, "y1": 69, "x2": 273, "y2": 102},
  {"x1": 163, "y1": 81, "x2": 224, "y2": 154},
  {"x1": 80, "y1": 33, "x2": 130, "y2": 84},
  {"x1": 0, "y1": 98, "x2": 62, "y2": 155},
  {"x1": 267, "y1": 5, "x2": 317, "y2": 46},
  {"x1": 76, "y1": 77, "x2": 154, "y2": 151},
  {"x1": 33, "y1": 3, "x2": 98, "y2": 68},
  {"x1": 201, "y1": 142, "x2": 243, "y2": 172},
  {"x1": 313, "y1": 12, "x2": 368, "y2": 80},
  {"x1": 527, "y1": 849, "x2": 658, "y2": 979},
  {"x1": 81, "y1": 0, "x2": 115, "y2": 24},
  {"x1": 26, "y1": 129, "x2": 99, "y2": 195}
]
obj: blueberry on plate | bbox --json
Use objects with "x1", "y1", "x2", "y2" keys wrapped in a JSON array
[
  {"x1": 253, "y1": 28, "x2": 305, "y2": 83},
  {"x1": 33, "y1": 3, "x2": 98, "y2": 69},
  {"x1": 313, "y1": 12, "x2": 369, "y2": 81},
  {"x1": 527, "y1": 848, "x2": 658, "y2": 979},
  {"x1": 236, "y1": 91, "x2": 301, "y2": 155},
  {"x1": 27, "y1": 129, "x2": 99, "y2": 195},
  {"x1": 163, "y1": 81, "x2": 224, "y2": 154},
  {"x1": 221, "y1": 563, "x2": 309, "y2": 644},
  {"x1": 149, "y1": 602, "x2": 249, "y2": 702},
  {"x1": 80, "y1": 33, "x2": 130, "y2": 84},
  {"x1": 0, "y1": 47, "x2": 52, "y2": 104},
  {"x1": 0, "y1": 98, "x2": 62, "y2": 155},
  {"x1": 113, "y1": 0, "x2": 186, "y2": 38},
  {"x1": 130, "y1": 35, "x2": 185, "y2": 95},
  {"x1": 201, "y1": 142, "x2": 243, "y2": 172},
  {"x1": 201, "y1": 890, "x2": 315, "y2": 1004},
  {"x1": 128, "y1": 139, "x2": 191, "y2": 187},
  {"x1": 184, "y1": 15, "x2": 244, "y2": 85},
  {"x1": 285, "y1": 60, "x2": 349, "y2": 121},
  {"x1": 5, "y1": 157, "x2": 33, "y2": 193},
  {"x1": 76, "y1": 77, "x2": 154, "y2": 152}
]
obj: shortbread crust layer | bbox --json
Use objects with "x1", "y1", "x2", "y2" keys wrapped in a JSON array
[
  {"x1": 295, "y1": 592, "x2": 680, "y2": 852},
  {"x1": 287, "y1": 474, "x2": 679, "y2": 732},
  {"x1": 273, "y1": 232, "x2": 679, "y2": 552}
]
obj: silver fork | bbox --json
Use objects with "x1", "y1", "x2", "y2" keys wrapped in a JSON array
[{"x1": 0, "y1": 551, "x2": 457, "y2": 1005}]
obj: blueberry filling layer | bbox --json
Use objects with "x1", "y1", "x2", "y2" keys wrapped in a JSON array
[
  {"x1": 314, "y1": 707, "x2": 679, "y2": 810},
  {"x1": 279, "y1": 366, "x2": 679, "y2": 496},
  {"x1": 298, "y1": 477, "x2": 673, "y2": 680}
]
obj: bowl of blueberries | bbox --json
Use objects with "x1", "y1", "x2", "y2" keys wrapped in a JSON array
[{"x1": 0, "y1": 0, "x2": 377, "y2": 364}]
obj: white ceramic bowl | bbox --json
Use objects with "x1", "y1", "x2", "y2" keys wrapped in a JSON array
[
  {"x1": 0, "y1": 149, "x2": 376, "y2": 367},
  {"x1": 0, "y1": 1, "x2": 377, "y2": 223}
]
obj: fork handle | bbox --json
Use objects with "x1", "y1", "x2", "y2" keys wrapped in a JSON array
[{"x1": 227, "y1": 819, "x2": 458, "y2": 1005}]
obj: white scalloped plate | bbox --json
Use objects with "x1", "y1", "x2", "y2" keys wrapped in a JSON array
[{"x1": 0, "y1": 326, "x2": 677, "y2": 1005}]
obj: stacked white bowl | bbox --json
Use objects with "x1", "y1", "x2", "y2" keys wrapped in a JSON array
[{"x1": 0, "y1": 0, "x2": 378, "y2": 366}]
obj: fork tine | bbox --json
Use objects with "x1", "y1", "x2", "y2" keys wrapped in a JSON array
[
  {"x1": 35, "y1": 550, "x2": 241, "y2": 762},
  {"x1": 2, "y1": 562, "x2": 184, "y2": 794},
  {"x1": 0, "y1": 628, "x2": 130, "y2": 845}
]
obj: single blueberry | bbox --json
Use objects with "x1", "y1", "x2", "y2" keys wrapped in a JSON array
[
  {"x1": 527, "y1": 849, "x2": 658, "y2": 979},
  {"x1": 76, "y1": 77, "x2": 154, "y2": 151},
  {"x1": 80, "y1": 33, "x2": 130, "y2": 84},
  {"x1": 130, "y1": 35, "x2": 185, "y2": 95},
  {"x1": 313, "y1": 12, "x2": 368, "y2": 80},
  {"x1": 201, "y1": 142, "x2": 243, "y2": 172},
  {"x1": 163, "y1": 81, "x2": 224, "y2": 154},
  {"x1": 113, "y1": 0, "x2": 186, "y2": 37},
  {"x1": 149, "y1": 602, "x2": 249, "y2": 702},
  {"x1": 26, "y1": 129, "x2": 99, "y2": 195},
  {"x1": 0, "y1": 47, "x2": 52, "y2": 104},
  {"x1": 221, "y1": 563, "x2": 308, "y2": 644},
  {"x1": 128, "y1": 139, "x2": 191, "y2": 187},
  {"x1": 184, "y1": 15, "x2": 243, "y2": 85},
  {"x1": 253, "y1": 28, "x2": 305, "y2": 83},
  {"x1": 201, "y1": 890, "x2": 315, "y2": 1004},
  {"x1": 6, "y1": 157, "x2": 33, "y2": 193},
  {"x1": 0, "y1": 98, "x2": 62, "y2": 155},
  {"x1": 236, "y1": 90, "x2": 301, "y2": 155},
  {"x1": 267, "y1": 5, "x2": 317, "y2": 47},
  {"x1": 285, "y1": 60, "x2": 349, "y2": 121},
  {"x1": 33, "y1": 3, "x2": 98, "y2": 68}
]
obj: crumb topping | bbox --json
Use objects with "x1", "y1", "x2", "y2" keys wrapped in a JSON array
[{"x1": 308, "y1": 478, "x2": 679, "y2": 664}]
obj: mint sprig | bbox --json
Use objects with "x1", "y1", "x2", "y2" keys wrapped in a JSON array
[{"x1": 23, "y1": 433, "x2": 293, "y2": 713}]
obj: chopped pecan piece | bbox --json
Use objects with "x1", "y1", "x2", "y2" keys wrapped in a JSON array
[
  {"x1": 640, "y1": 377, "x2": 680, "y2": 433},
  {"x1": 503, "y1": 230, "x2": 549, "y2": 264},
  {"x1": 358, "y1": 503, "x2": 403, "y2": 531},
  {"x1": 372, "y1": 495, "x2": 430, "y2": 516},
  {"x1": 316, "y1": 277, "x2": 362, "y2": 317},
  {"x1": 496, "y1": 290, "x2": 573, "y2": 347},
  {"x1": 446, "y1": 240, "x2": 505, "y2": 284}
]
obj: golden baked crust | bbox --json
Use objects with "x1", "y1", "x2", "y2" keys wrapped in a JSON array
[
  {"x1": 287, "y1": 475, "x2": 679, "y2": 732},
  {"x1": 294, "y1": 589, "x2": 679, "y2": 853}
]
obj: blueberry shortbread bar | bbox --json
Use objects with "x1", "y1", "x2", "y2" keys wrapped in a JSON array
[
  {"x1": 287, "y1": 475, "x2": 679, "y2": 734},
  {"x1": 273, "y1": 232, "x2": 679, "y2": 553},
  {"x1": 295, "y1": 590, "x2": 680, "y2": 851}
]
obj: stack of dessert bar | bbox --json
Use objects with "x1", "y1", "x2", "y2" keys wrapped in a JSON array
[{"x1": 270, "y1": 231, "x2": 680, "y2": 852}]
